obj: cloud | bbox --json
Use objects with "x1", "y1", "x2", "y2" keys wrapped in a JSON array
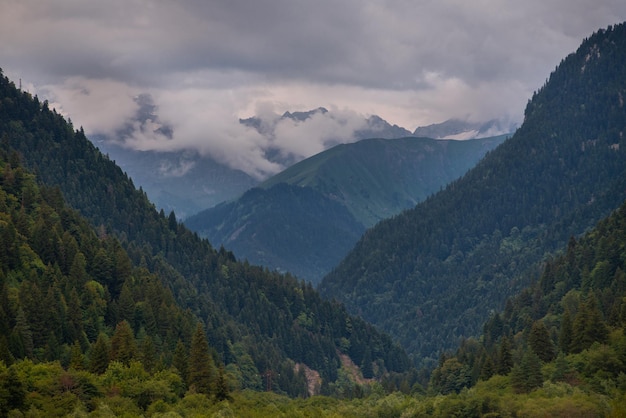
[{"x1": 1, "y1": 0, "x2": 625, "y2": 177}]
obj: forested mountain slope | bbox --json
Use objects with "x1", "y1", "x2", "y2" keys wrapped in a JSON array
[
  {"x1": 186, "y1": 135, "x2": 507, "y2": 283},
  {"x1": 186, "y1": 183, "x2": 366, "y2": 283},
  {"x1": 319, "y1": 23, "x2": 626, "y2": 367},
  {"x1": 425, "y1": 198, "x2": 626, "y2": 415},
  {"x1": 0, "y1": 69, "x2": 411, "y2": 396},
  {"x1": 260, "y1": 135, "x2": 508, "y2": 228}
]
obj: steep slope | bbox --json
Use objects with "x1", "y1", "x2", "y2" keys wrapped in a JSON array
[
  {"x1": 319, "y1": 23, "x2": 626, "y2": 367},
  {"x1": 0, "y1": 69, "x2": 411, "y2": 394},
  {"x1": 185, "y1": 183, "x2": 366, "y2": 282},
  {"x1": 261, "y1": 135, "x2": 508, "y2": 227},
  {"x1": 428, "y1": 198, "x2": 626, "y2": 412},
  {"x1": 186, "y1": 135, "x2": 507, "y2": 283},
  {"x1": 95, "y1": 140, "x2": 257, "y2": 219}
]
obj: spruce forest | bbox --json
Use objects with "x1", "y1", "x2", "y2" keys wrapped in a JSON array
[{"x1": 0, "y1": 22, "x2": 625, "y2": 417}]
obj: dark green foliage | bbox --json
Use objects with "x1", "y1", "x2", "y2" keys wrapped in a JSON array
[
  {"x1": 431, "y1": 179, "x2": 626, "y2": 397},
  {"x1": 571, "y1": 294, "x2": 609, "y2": 353},
  {"x1": 0, "y1": 366, "x2": 25, "y2": 414},
  {"x1": 186, "y1": 183, "x2": 366, "y2": 284},
  {"x1": 528, "y1": 320, "x2": 555, "y2": 362},
  {"x1": 188, "y1": 324, "x2": 214, "y2": 395},
  {"x1": 320, "y1": 23, "x2": 626, "y2": 365},
  {"x1": 511, "y1": 350, "x2": 543, "y2": 394},
  {"x1": 496, "y1": 336, "x2": 513, "y2": 376},
  {"x1": 187, "y1": 135, "x2": 507, "y2": 283},
  {"x1": 90, "y1": 334, "x2": 110, "y2": 374},
  {"x1": 0, "y1": 67, "x2": 411, "y2": 391}
]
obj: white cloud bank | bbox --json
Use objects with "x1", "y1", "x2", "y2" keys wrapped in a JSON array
[{"x1": 1, "y1": 0, "x2": 625, "y2": 178}]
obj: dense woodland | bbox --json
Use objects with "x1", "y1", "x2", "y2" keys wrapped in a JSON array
[
  {"x1": 1, "y1": 152, "x2": 625, "y2": 415},
  {"x1": 320, "y1": 23, "x2": 626, "y2": 368},
  {"x1": 0, "y1": 67, "x2": 413, "y2": 413},
  {"x1": 186, "y1": 135, "x2": 506, "y2": 283},
  {"x1": 1, "y1": 22, "x2": 626, "y2": 417}
]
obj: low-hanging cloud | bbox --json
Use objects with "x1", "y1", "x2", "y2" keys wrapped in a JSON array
[{"x1": 2, "y1": 0, "x2": 626, "y2": 178}]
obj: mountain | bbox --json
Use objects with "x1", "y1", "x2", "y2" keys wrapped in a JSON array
[
  {"x1": 240, "y1": 108, "x2": 413, "y2": 141},
  {"x1": 185, "y1": 135, "x2": 508, "y2": 283},
  {"x1": 0, "y1": 68, "x2": 412, "y2": 397},
  {"x1": 261, "y1": 135, "x2": 509, "y2": 227},
  {"x1": 185, "y1": 183, "x2": 366, "y2": 282},
  {"x1": 319, "y1": 23, "x2": 626, "y2": 367},
  {"x1": 92, "y1": 93, "x2": 257, "y2": 219},
  {"x1": 413, "y1": 118, "x2": 518, "y2": 140},
  {"x1": 428, "y1": 198, "x2": 626, "y2": 411},
  {"x1": 94, "y1": 140, "x2": 257, "y2": 219}
]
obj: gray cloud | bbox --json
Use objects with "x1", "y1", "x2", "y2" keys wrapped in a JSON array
[{"x1": 1, "y1": 0, "x2": 625, "y2": 177}]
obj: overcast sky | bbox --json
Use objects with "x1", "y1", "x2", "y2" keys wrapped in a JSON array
[{"x1": 1, "y1": 1, "x2": 625, "y2": 178}]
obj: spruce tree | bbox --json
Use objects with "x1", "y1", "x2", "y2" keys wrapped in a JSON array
[
  {"x1": 215, "y1": 364, "x2": 230, "y2": 402},
  {"x1": 172, "y1": 339, "x2": 189, "y2": 381},
  {"x1": 188, "y1": 324, "x2": 214, "y2": 395},
  {"x1": 110, "y1": 320, "x2": 136, "y2": 365},
  {"x1": 558, "y1": 308, "x2": 573, "y2": 353},
  {"x1": 496, "y1": 336, "x2": 513, "y2": 375},
  {"x1": 89, "y1": 333, "x2": 110, "y2": 374},
  {"x1": 528, "y1": 320, "x2": 555, "y2": 362}
]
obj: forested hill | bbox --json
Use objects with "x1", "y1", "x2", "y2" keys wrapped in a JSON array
[
  {"x1": 0, "y1": 68, "x2": 411, "y2": 396},
  {"x1": 259, "y1": 135, "x2": 509, "y2": 228},
  {"x1": 185, "y1": 135, "x2": 507, "y2": 283},
  {"x1": 427, "y1": 198, "x2": 626, "y2": 410},
  {"x1": 319, "y1": 23, "x2": 626, "y2": 367}
]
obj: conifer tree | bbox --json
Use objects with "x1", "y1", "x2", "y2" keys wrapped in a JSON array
[
  {"x1": 528, "y1": 320, "x2": 555, "y2": 362},
  {"x1": 110, "y1": 320, "x2": 136, "y2": 365},
  {"x1": 188, "y1": 324, "x2": 214, "y2": 395},
  {"x1": 215, "y1": 364, "x2": 230, "y2": 402},
  {"x1": 558, "y1": 308, "x2": 573, "y2": 353},
  {"x1": 496, "y1": 336, "x2": 513, "y2": 375},
  {"x1": 172, "y1": 339, "x2": 189, "y2": 381},
  {"x1": 139, "y1": 335, "x2": 156, "y2": 373},
  {"x1": 90, "y1": 333, "x2": 110, "y2": 374},
  {"x1": 511, "y1": 349, "x2": 543, "y2": 393},
  {"x1": 69, "y1": 340, "x2": 85, "y2": 370},
  {"x1": 479, "y1": 356, "x2": 495, "y2": 381}
]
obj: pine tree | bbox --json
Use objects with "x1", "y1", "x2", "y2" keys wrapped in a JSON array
[
  {"x1": 479, "y1": 356, "x2": 495, "y2": 381},
  {"x1": 572, "y1": 294, "x2": 609, "y2": 353},
  {"x1": 172, "y1": 339, "x2": 189, "y2": 381},
  {"x1": 110, "y1": 320, "x2": 136, "y2": 365},
  {"x1": 511, "y1": 349, "x2": 543, "y2": 393},
  {"x1": 528, "y1": 320, "x2": 555, "y2": 362},
  {"x1": 69, "y1": 340, "x2": 85, "y2": 370},
  {"x1": 558, "y1": 308, "x2": 573, "y2": 353},
  {"x1": 215, "y1": 364, "x2": 230, "y2": 402},
  {"x1": 139, "y1": 335, "x2": 156, "y2": 373},
  {"x1": 496, "y1": 336, "x2": 513, "y2": 375},
  {"x1": 188, "y1": 324, "x2": 214, "y2": 395},
  {"x1": 89, "y1": 334, "x2": 110, "y2": 374},
  {"x1": 361, "y1": 348, "x2": 374, "y2": 379}
]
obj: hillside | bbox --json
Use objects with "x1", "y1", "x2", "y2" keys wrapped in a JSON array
[
  {"x1": 185, "y1": 183, "x2": 365, "y2": 282},
  {"x1": 424, "y1": 198, "x2": 626, "y2": 415},
  {"x1": 319, "y1": 23, "x2": 626, "y2": 367},
  {"x1": 96, "y1": 139, "x2": 257, "y2": 219},
  {"x1": 261, "y1": 135, "x2": 508, "y2": 227},
  {"x1": 185, "y1": 135, "x2": 507, "y2": 283},
  {"x1": 0, "y1": 68, "x2": 412, "y2": 398}
]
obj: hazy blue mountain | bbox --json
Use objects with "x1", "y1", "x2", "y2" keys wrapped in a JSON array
[
  {"x1": 95, "y1": 140, "x2": 257, "y2": 219},
  {"x1": 319, "y1": 23, "x2": 626, "y2": 367},
  {"x1": 185, "y1": 135, "x2": 508, "y2": 283},
  {"x1": 413, "y1": 118, "x2": 518, "y2": 140}
]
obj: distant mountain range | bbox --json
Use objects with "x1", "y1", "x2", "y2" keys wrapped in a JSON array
[
  {"x1": 95, "y1": 107, "x2": 514, "y2": 219},
  {"x1": 94, "y1": 140, "x2": 257, "y2": 219},
  {"x1": 185, "y1": 135, "x2": 508, "y2": 283},
  {"x1": 319, "y1": 23, "x2": 626, "y2": 366}
]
